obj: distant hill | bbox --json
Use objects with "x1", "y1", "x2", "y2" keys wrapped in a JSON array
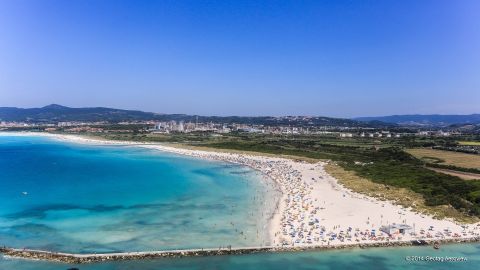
[
  {"x1": 355, "y1": 114, "x2": 480, "y2": 127},
  {"x1": 0, "y1": 104, "x2": 162, "y2": 123},
  {"x1": 0, "y1": 104, "x2": 390, "y2": 127}
]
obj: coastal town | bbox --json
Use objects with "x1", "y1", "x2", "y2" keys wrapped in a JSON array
[{"x1": 0, "y1": 119, "x2": 471, "y2": 138}]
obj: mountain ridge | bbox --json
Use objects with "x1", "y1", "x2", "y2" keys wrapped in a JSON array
[{"x1": 0, "y1": 104, "x2": 389, "y2": 127}]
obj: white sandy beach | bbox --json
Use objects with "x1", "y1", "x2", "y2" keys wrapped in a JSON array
[{"x1": 2, "y1": 132, "x2": 480, "y2": 248}]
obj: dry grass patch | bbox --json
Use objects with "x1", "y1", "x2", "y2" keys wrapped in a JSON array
[
  {"x1": 325, "y1": 163, "x2": 479, "y2": 224},
  {"x1": 458, "y1": 141, "x2": 480, "y2": 146},
  {"x1": 406, "y1": 148, "x2": 480, "y2": 169}
]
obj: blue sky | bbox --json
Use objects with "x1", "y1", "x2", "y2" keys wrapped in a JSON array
[{"x1": 0, "y1": 0, "x2": 479, "y2": 117}]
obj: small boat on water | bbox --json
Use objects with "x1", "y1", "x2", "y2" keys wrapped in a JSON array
[
  {"x1": 21, "y1": 191, "x2": 28, "y2": 195},
  {"x1": 433, "y1": 241, "x2": 440, "y2": 249}
]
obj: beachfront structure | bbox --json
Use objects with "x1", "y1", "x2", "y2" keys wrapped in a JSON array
[
  {"x1": 380, "y1": 224, "x2": 413, "y2": 236},
  {"x1": 339, "y1": 133, "x2": 353, "y2": 138}
]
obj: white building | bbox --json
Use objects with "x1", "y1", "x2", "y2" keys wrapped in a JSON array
[
  {"x1": 380, "y1": 224, "x2": 413, "y2": 236},
  {"x1": 177, "y1": 121, "x2": 185, "y2": 132},
  {"x1": 339, "y1": 133, "x2": 353, "y2": 138}
]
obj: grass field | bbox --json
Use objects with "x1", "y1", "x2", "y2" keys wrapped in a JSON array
[
  {"x1": 406, "y1": 148, "x2": 480, "y2": 169},
  {"x1": 459, "y1": 141, "x2": 480, "y2": 146}
]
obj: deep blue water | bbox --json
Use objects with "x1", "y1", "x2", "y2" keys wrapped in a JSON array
[
  {"x1": 0, "y1": 135, "x2": 275, "y2": 253},
  {"x1": 1, "y1": 243, "x2": 479, "y2": 270}
]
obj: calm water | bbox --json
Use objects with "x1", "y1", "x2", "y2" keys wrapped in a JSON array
[
  {"x1": 0, "y1": 135, "x2": 277, "y2": 253},
  {"x1": 0, "y1": 243, "x2": 479, "y2": 269}
]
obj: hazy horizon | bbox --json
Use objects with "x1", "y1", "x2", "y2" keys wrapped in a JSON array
[{"x1": 1, "y1": 0, "x2": 479, "y2": 118}]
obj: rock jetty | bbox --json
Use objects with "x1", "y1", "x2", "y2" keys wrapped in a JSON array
[{"x1": 1, "y1": 237, "x2": 478, "y2": 264}]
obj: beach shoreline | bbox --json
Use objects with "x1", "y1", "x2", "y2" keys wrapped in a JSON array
[{"x1": 1, "y1": 131, "x2": 480, "y2": 261}]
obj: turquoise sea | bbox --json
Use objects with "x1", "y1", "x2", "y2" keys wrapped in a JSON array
[
  {"x1": 1, "y1": 134, "x2": 479, "y2": 270},
  {"x1": 0, "y1": 135, "x2": 276, "y2": 253}
]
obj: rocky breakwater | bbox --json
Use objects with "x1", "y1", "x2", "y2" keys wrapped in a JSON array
[
  {"x1": 0, "y1": 246, "x2": 279, "y2": 264},
  {"x1": 1, "y1": 237, "x2": 479, "y2": 264}
]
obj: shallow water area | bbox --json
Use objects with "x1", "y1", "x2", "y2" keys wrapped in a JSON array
[{"x1": 0, "y1": 134, "x2": 276, "y2": 253}]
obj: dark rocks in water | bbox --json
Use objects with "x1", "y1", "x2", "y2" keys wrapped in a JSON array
[{"x1": 411, "y1": 240, "x2": 428, "y2": 246}]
